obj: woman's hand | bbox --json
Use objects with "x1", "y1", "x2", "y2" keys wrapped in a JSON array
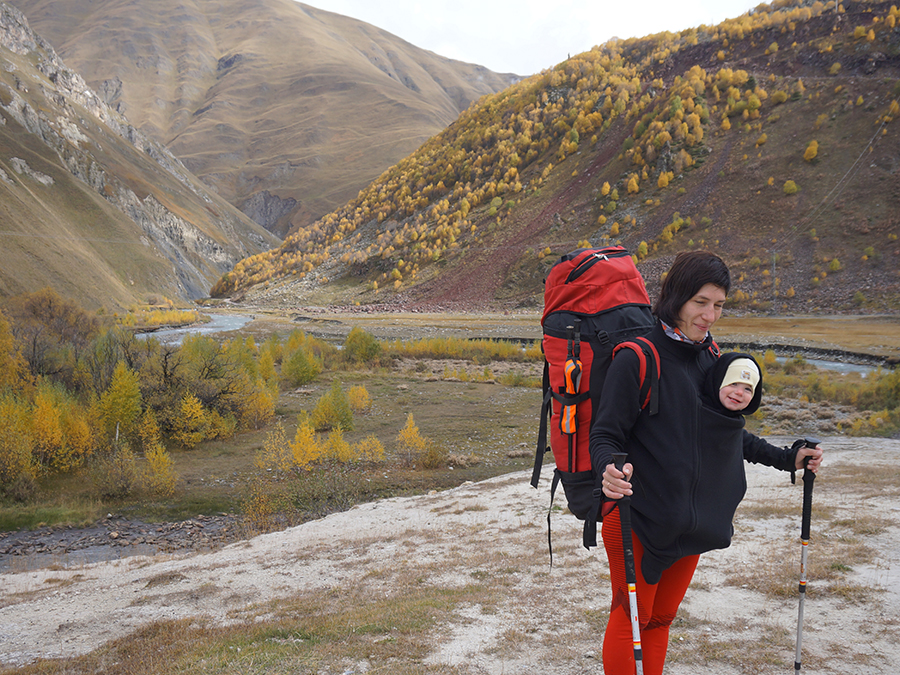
[
  {"x1": 602, "y1": 462, "x2": 634, "y2": 499},
  {"x1": 795, "y1": 443, "x2": 824, "y2": 473}
]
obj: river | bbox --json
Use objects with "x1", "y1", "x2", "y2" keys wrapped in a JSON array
[{"x1": 137, "y1": 313, "x2": 254, "y2": 345}]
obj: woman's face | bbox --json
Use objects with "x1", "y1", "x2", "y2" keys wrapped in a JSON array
[{"x1": 676, "y1": 283, "x2": 727, "y2": 342}]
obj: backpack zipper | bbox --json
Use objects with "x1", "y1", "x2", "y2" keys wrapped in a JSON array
[{"x1": 565, "y1": 248, "x2": 629, "y2": 284}]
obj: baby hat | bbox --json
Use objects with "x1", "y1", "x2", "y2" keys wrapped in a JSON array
[{"x1": 720, "y1": 357, "x2": 760, "y2": 395}]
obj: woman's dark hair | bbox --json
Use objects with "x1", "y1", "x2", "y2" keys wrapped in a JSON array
[{"x1": 654, "y1": 251, "x2": 731, "y2": 325}]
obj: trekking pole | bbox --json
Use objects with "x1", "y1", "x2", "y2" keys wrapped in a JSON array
[
  {"x1": 793, "y1": 436, "x2": 820, "y2": 672},
  {"x1": 612, "y1": 452, "x2": 643, "y2": 675}
]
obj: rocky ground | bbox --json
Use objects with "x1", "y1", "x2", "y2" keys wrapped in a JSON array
[
  {"x1": 0, "y1": 514, "x2": 243, "y2": 574},
  {"x1": 1, "y1": 436, "x2": 899, "y2": 674}
]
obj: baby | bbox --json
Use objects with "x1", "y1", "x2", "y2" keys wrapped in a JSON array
[{"x1": 704, "y1": 353, "x2": 762, "y2": 417}]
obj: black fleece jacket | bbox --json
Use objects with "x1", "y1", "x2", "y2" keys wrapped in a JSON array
[{"x1": 589, "y1": 322, "x2": 798, "y2": 584}]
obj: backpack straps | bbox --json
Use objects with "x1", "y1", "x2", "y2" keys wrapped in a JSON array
[
  {"x1": 612, "y1": 336, "x2": 661, "y2": 416},
  {"x1": 530, "y1": 359, "x2": 553, "y2": 489}
]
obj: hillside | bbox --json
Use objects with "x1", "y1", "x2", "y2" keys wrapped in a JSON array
[
  {"x1": 10, "y1": 0, "x2": 519, "y2": 237},
  {"x1": 216, "y1": 0, "x2": 900, "y2": 314},
  {"x1": 0, "y1": 3, "x2": 279, "y2": 309}
]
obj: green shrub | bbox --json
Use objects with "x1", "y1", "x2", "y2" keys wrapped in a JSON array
[
  {"x1": 344, "y1": 327, "x2": 382, "y2": 364},
  {"x1": 282, "y1": 345, "x2": 322, "y2": 386},
  {"x1": 783, "y1": 180, "x2": 800, "y2": 195},
  {"x1": 311, "y1": 380, "x2": 354, "y2": 432}
]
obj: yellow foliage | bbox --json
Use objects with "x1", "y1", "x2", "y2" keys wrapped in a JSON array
[
  {"x1": 290, "y1": 414, "x2": 323, "y2": 469},
  {"x1": 144, "y1": 441, "x2": 177, "y2": 497},
  {"x1": 804, "y1": 140, "x2": 818, "y2": 162},
  {"x1": 0, "y1": 393, "x2": 35, "y2": 486},
  {"x1": 627, "y1": 176, "x2": 640, "y2": 194},
  {"x1": 348, "y1": 385, "x2": 371, "y2": 413},
  {"x1": 99, "y1": 362, "x2": 142, "y2": 442},
  {"x1": 324, "y1": 427, "x2": 354, "y2": 463},
  {"x1": 173, "y1": 392, "x2": 210, "y2": 449},
  {"x1": 355, "y1": 435, "x2": 385, "y2": 463},
  {"x1": 0, "y1": 310, "x2": 27, "y2": 391},
  {"x1": 397, "y1": 412, "x2": 428, "y2": 466}
]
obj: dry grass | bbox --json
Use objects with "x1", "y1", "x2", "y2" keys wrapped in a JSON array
[{"x1": 668, "y1": 618, "x2": 797, "y2": 672}]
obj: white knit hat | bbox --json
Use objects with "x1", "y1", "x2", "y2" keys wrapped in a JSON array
[{"x1": 720, "y1": 357, "x2": 760, "y2": 394}]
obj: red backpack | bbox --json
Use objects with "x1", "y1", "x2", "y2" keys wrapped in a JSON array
[{"x1": 530, "y1": 247, "x2": 659, "y2": 554}]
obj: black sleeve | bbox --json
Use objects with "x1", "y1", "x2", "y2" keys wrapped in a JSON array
[
  {"x1": 589, "y1": 347, "x2": 644, "y2": 478},
  {"x1": 742, "y1": 430, "x2": 799, "y2": 472}
]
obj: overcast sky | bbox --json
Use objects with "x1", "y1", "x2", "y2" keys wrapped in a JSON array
[{"x1": 299, "y1": 0, "x2": 766, "y2": 75}]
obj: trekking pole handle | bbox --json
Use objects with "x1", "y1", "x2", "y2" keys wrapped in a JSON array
[
  {"x1": 795, "y1": 437, "x2": 819, "y2": 541},
  {"x1": 612, "y1": 452, "x2": 628, "y2": 474}
]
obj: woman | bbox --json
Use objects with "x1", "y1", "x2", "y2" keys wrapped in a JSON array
[{"x1": 589, "y1": 250, "x2": 823, "y2": 675}]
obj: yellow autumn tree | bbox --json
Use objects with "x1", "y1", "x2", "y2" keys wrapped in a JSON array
[
  {"x1": 138, "y1": 408, "x2": 177, "y2": 497},
  {"x1": 348, "y1": 385, "x2": 371, "y2": 413},
  {"x1": 324, "y1": 427, "x2": 355, "y2": 463},
  {"x1": 397, "y1": 412, "x2": 428, "y2": 466},
  {"x1": 355, "y1": 435, "x2": 385, "y2": 463},
  {"x1": 0, "y1": 310, "x2": 27, "y2": 392},
  {"x1": 0, "y1": 393, "x2": 35, "y2": 487},
  {"x1": 173, "y1": 392, "x2": 210, "y2": 449},
  {"x1": 99, "y1": 361, "x2": 142, "y2": 442},
  {"x1": 804, "y1": 140, "x2": 819, "y2": 162},
  {"x1": 627, "y1": 175, "x2": 640, "y2": 194},
  {"x1": 290, "y1": 412, "x2": 323, "y2": 469}
]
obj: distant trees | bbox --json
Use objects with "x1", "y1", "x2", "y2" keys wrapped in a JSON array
[
  {"x1": 205, "y1": 0, "x2": 861, "y2": 301},
  {"x1": 0, "y1": 292, "x2": 284, "y2": 491}
]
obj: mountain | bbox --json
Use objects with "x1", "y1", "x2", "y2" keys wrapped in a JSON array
[
  {"x1": 0, "y1": 3, "x2": 279, "y2": 310},
  {"x1": 10, "y1": 0, "x2": 519, "y2": 237},
  {"x1": 213, "y1": 0, "x2": 900, "y2": 313}
]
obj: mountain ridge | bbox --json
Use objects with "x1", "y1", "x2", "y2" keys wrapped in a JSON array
[
  {"x1": 216, "y1": 0, "x2": 900, "y2": 314},
  {"x1": 11, "y1": 0, "x2": 519, "y2": 236},
  {"x1": 0, "y1": 2, "x2": 279, "y2": 309}
]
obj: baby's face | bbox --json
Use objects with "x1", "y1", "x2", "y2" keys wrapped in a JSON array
[{"x1": 719, "y1": 382, "x2": 754, "y2": 411}]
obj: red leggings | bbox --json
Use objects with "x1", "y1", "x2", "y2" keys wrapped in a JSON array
[{"x1": 601, "y1": 508, "x2": 699, "y2": 675}]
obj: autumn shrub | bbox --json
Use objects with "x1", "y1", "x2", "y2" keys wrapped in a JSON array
[
  {"x1": 783, "y1": 180, "x2": 800, "y2": 195},
  {"x1": 397, "y1": 412, "x2": 427, "y2": 466},
  {"x1": 385, "y1": 336, "x2": 532, "y2": 363},
  {"x1": 343, "y1": 326, "x2": 382, "y2": 364},
  {"x1": 323, "y1": 427, "x2": 355, "y2": 463},
  {"x1": 355, "y1": 435, "x2": 386, "y2": 463},
  {"x1": 143, "y1": 441, "x2": 178, "y2": 497},
  {"x1": 418, "y1": 438, "x2": 449, "y2": 469},
  {"x1": 289, "y1": 412, "x2": 324, "y2": 469},
  {"x1": 172, "y1": 392, "x2": 211, "y2": 449},
  {"x1": 88, "y1": 442, "x2": 139, "y2": 499},
  {"x1": 310, "y1": 380, "x2": 354, "y2": 432},
  {"x1": 348, "y1": 384, "x2": 371, "y2": 413},
  {"x1": 0, "y1": 392, "x2": 35, "y2": 490},
  {"x1": 804, "y1": 140, "x2": 818, "y2": 162},
  {"x1": 281, "y1": 343, "x2": 322, "y2": 386}
]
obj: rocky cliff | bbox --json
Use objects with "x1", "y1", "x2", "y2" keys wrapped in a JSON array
[{"x1": 0, "y1": 3, "x2": 278, "y2": 307}]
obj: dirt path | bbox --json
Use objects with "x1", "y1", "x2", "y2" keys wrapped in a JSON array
[{"x1": 2, "y1": 435, "x2": 899, "y2": 673}]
